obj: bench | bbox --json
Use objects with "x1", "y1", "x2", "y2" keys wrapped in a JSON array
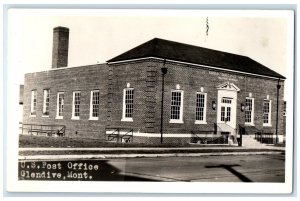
[{"x1": 28, "y1": 129, "x2": 63, "y2": 137}]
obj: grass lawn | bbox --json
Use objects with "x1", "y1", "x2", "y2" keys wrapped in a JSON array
[{"x1": 19, "y1": 134, "x2": 231, "y2": 148}]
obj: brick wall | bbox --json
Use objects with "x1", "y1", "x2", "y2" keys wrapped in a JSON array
[
  {"x1": 23, "y1": 58, "x2": 285, "y2": 143},
  {"x1": 23, "y1": 64, "x2": 108, "y2": 139}
]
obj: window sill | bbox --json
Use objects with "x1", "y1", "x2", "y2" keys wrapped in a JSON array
[
  {"x1": 245, "y1": 123, "x2": 255, "y2": 126},
  {"x1": 42, "y1": 115, "x2": 49, "y2": 118},
  {"x1": 121, "y1": 118, "x2": 133, "y2": 122},
  {"x1": 71, "y1": 117, "x2": 80, "y2": 120},
  {"x1": 56, "y1": 116, "x2": 63, "y2": 120},
  {"x1": 195, "y1": 121, "x2": 207, "y2": 124},
  {"x1": 89, "y1": 117, "x2": 99, "y2": 121},
  {"x1": 29, "y1": 115, "x2": 36, "y2": 118},
  {"x1": 169, "y1": 119, "x2": 184, "y2": 124},
  {"x1": 263, "y1": 124, "x2": 272, "y2": 127}
]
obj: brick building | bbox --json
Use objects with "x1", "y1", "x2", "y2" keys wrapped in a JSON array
[{"x1": 22, "y1": 26, "x2": 286, "y2": 144}]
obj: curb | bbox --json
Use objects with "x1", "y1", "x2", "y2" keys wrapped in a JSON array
[
  {"x1": 19, "y1": 151, "x2": 284, "y2": 161},
  {"x1": 19, "y1": 146, "x2": 285, "y2": 151}
]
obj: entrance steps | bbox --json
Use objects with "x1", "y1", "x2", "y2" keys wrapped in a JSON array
[{"x1": 242, "y1": 135, "x2": 269, "y2": 148}]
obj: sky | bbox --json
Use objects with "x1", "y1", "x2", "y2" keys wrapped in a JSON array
[{"x1": 8, "y1": 9, "x2": 293, "y2": 86}]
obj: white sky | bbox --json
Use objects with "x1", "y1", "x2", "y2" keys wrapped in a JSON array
[{"x1": 8, "y1": 9, "x2": 293, "y2": 85}]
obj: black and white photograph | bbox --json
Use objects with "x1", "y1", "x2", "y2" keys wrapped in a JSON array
[{"x1": 5, "y1": 8, "x2": 294, "y2": 194}]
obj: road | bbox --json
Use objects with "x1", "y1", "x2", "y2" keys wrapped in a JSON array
[
  {"x1": 106, "y1": 154, "x2": 285, "y2": 182},
  {"x1": 19, "y1": 154, "x2": 285, "y2": 182}
]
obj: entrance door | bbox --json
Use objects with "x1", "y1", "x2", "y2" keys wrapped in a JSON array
[
  {"x1": 220, "y1": 97, "x2": 232, "y2": 123},
  {"x1": 216, "y1": 82, "x2": 240, "y2": 132}
]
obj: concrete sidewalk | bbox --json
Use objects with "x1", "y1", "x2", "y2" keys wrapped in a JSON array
[
  {"x1": 19, "y1": 151, "x2": 284, "y2": 160},
  {"x1": 19, "y1": 145, "x2": 285, "y2": 151},
  {"x1": 19, "y1": 145, "x2": 285, "y2": 160}
]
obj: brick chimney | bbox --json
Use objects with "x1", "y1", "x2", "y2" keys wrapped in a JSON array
[{"x1": 52, "y1": 26, "x2": 69, "y2": 68}]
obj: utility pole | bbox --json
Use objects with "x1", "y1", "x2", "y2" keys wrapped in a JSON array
[
  {"x1": 160, "y1": 59, "x2": 168, "y2": 144},
  {"x1": 275, "y1": 79, "x2": 281, "y2": 144}
]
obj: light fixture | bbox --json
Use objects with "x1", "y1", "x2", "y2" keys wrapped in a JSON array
[
  {"x1": 277, "y1": 84, "x2": 281, "y2": 89},
  {"x1": 212, "y1": 101, "x2": 216, "y2": 110},
  {"x1": 241, "y1": 103, "x2": 245, "y2": 112},
  {"x1": 161, "y1": 67, "x2": 168, "y2": 75}
]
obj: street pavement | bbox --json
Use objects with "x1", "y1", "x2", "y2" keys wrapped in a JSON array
[
  {"x1": 106, "y1": 154, "x2": 285, "y2": 182},
  {"x1": 18, "y1": 153, "x2": 285, "y2": 182}
]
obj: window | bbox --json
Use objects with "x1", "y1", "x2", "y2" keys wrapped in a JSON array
[
  {"x1": 89, "y1": 90, "x2": 100, "y2": 120},
  {"x1": 222, "y1": 97, "x2": 232, "y2": 104},
  {"x1": 30, "y1": 90, "x2": 37, "y2": 116},
  {"x1": 56, "y1": 92, "x2": 64, "y2": 119},
  {"x1": 121, "y1": 88, "x2": 134, "y2": 121},
  {"x1": 263, "y1": 100, "x2": 272, "y2": 126},
  {"x1": 42, "y1": 89, "x2": 50, "y2": 116},
  {"x1": 245, "y1": 97, "x2": 254, "y2": 125},
  {"x1": 170, "y1": 90, "x2": 184, "y2": 123},
  {"x1": 221, "y1": 107, "x2": 225, "y2": 122},
  {"x1": 220, "y1": 97, "x2": 232, "y2": 122},
  {"x1": 195, "y1": 93, "x2": 207, "y2": 124},
  {"x1": 226, "y1": 107, "x2": 231, "y2": 122},
  {"x1": 72, "y1": 91, "x2": 81, "y2": 119}
]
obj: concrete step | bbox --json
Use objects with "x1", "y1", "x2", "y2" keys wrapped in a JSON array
[{"x1": 242, "y1": 135, "x2": 269, "y2": 147}]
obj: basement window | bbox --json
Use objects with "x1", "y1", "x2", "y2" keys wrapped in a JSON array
[
  {"x1": 72, "y1": 91, "x2": 81, "y2": 120},
  {"x1": 170, "y1": 90, "x2": 184, "y2": 123},
  {"x1": 30, "y1": 90, "x2": 37, "y2": 117},
  {"x1": 121, "y1": 88, "x2": 134, "y2": 122},
  {"x1": 89, "y1": 90, "x2": 100, "y2": 120}
]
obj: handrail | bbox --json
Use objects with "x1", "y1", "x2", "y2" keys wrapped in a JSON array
[
  {"x1": 122, "y1": 129, "x2": 133, "y2": 137},
  {"x1": 20, "y1": 123, "x2": 65, "y2": 136},
  {"x1": 105, "y1": 127, "x2": 133, "y2": 143},
  {"x1": 21, "y1": 123, "x2": 65, "y2": 127}
]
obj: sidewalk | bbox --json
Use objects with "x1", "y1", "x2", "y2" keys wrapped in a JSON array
[
  {"x1": 19, "y1": 145, "x2": 285, "y2": 151},
  {"x1": 19, "y1": 146, "x2": 285, "y2": 160}
]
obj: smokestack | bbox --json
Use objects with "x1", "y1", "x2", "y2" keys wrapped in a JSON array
[{"x1": 52, "y1": 26, "x2": 69, "y2": 68}]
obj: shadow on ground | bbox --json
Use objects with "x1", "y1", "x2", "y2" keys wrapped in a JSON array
[{"x1": 205, "y1": 164, "x2": 253, "y2": 182}]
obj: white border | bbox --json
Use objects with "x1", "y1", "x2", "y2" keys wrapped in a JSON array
[{"x1": 5, "y1": 8, "x2": 294, "y2": 195}]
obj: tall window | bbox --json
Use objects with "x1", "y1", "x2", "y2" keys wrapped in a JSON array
[
  {"x1": 245, "y1": 98, "x2": 254, "y2": 125},
  {"x1": 90, "y1": 90, "x2": 100, "y2": 120},
  {"x1": 56, "y1": 92, "x2": 64, "y2": 119},
  {"x1": 30, "y1": 90, "x2": 37, "y2": 116},
  {"x1": 195, "y1": 93, "x2": 207, "y2": 124},
  {"x1": 72, "y1": 91, "x2": 81, "y2": 119},
  {"x1": 122, "y1": 88, "x2": 134, "y2": 121},
  {"x1": 170, "y1": 90, "x2": 183, "y2": 123},
  {"x1": 263, "y1": 100, "x2": 272, "y2": 126},
  {"x1": 220, "y1": 97, "x2": 232, "y2": 122},
  {"x1": 42, "y1": 89, "x2": 50, "y2": 116}
]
